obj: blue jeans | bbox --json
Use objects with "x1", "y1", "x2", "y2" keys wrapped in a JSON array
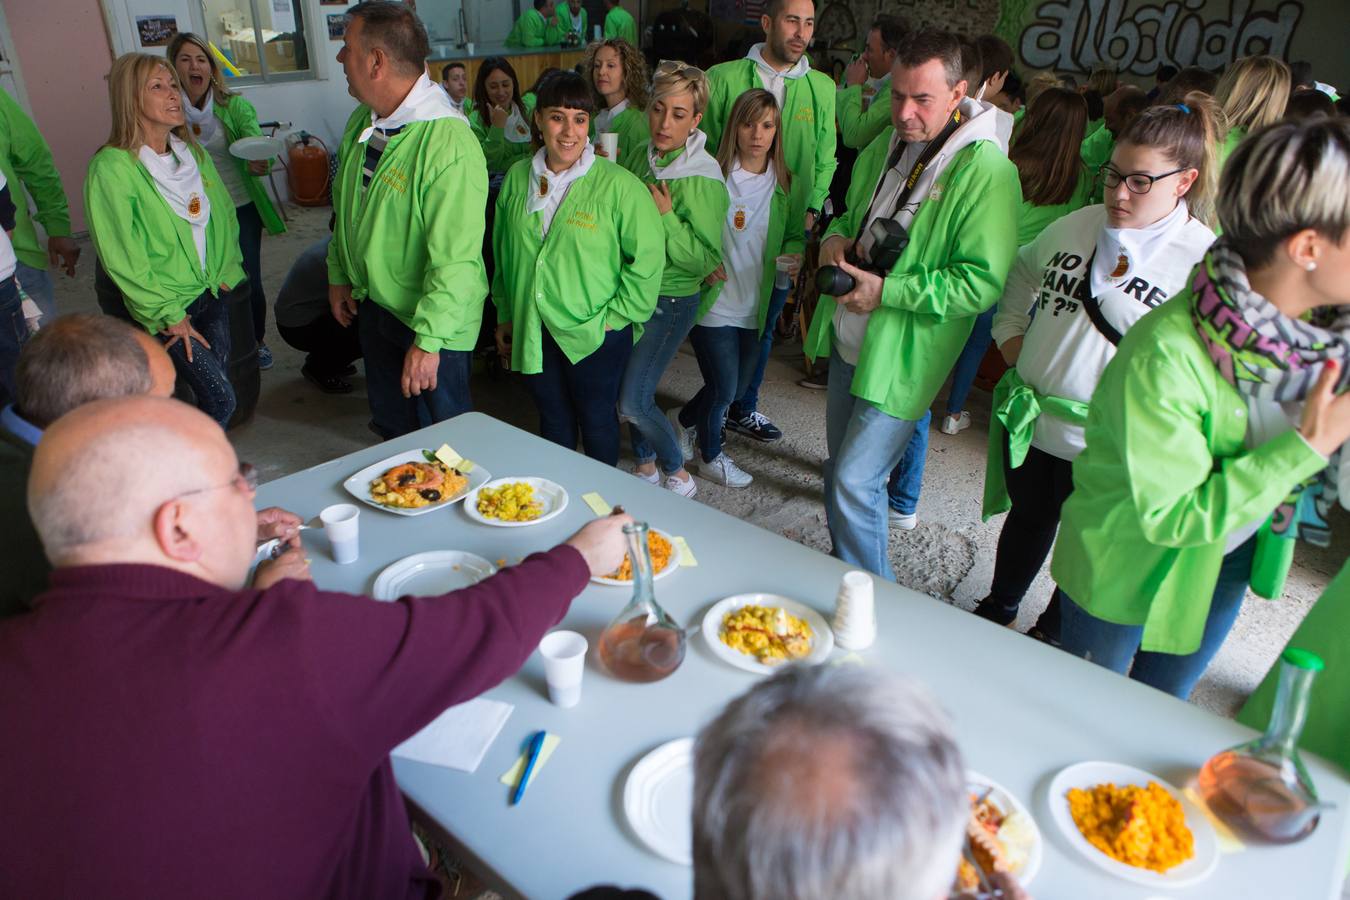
[
  {"x1": 619, "y1": 292, "x2": 701, "y2": 475},
  {"x1": 823, "y1": 349, "x2": 920, "y2": 581},
  {"x1": 524, "y1": 325, "x2": 633, "y2": 466},
  {"x1": 681, "y1": 324, "x2": 759, "y2": 462},
  {"x1": 885, "y1": 409, "x2": 932, "y2": 515},
  {"x1": 15, "y1": 263, "x2": 54, "y2": 322},
  {"x1": 358, "y1": 299, "x2": 471, "y2": 440},
  {"x1": 1057, "y1": 535, "x2": 1258, "y2": 699},
  {"x1": 236, "y1": 203, "x2": 266, "y2": 344},
  {"x1": 730, "y1": 283, "x2": 790, "y2": 418},
  {"x1": 947, "y1": 306, "x2": 994, "y2": 415},
  {"x1": 0, "y1": 276, "x2": 25, "y2": 408},
  {"x1": 161, "y1": 290, "x2": 236, "y2": 428}
]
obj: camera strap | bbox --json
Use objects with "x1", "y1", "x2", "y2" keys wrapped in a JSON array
[
  {"x1": 1078, "y1": 250, "x2": 1123, "y2": 346},
  {"x1": 855, "y1": 109, "x2": 964, "y2": 238}
]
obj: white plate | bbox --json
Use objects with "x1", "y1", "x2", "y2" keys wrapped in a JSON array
[
  {"x1": 462, "y1": 476, "x2": 568, "y2": 527},
  {"x1": 701, "y1": 594, "x2": 834, "y2": 675},
  {"x1": 1047, "y1": 761, "x2": 1219, "y2": 889},
  {"x1": 590, "y1": 528, "x2": 682, "y2": 586},
  {"x1": 343, "y1": 450, "x2": 491, "y2": 517},
  {"x1": 623, "y1": 737, "x2": 694, "y2": 866},
  {"x1": 372, "y1": 551, "x2": 497, "y2": 601},
  {"x1": 229, "y1": 135, "x2": 283, "y2": 160},
  {"x1": 967, "y1": 770, "x2": 1043, "y2": 888}
]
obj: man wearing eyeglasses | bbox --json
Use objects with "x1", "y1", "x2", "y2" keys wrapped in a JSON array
[{"x1": 0, "y1": 394, "x2": 633, "y2": 898}]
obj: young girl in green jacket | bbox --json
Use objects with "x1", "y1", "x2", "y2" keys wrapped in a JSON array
[
  {"x1": 469, "y1": 58, "x2": 536, "y2": 183},
  {"x1": 617, "y1": 60, "x2": 729, "y2": 499},
  {"x1": 583, "y1": 38, "x2": 651, "y2": 176},
  {"x1": 170, "y1": 32, "x2": 286, "y2": 369},
  {"x1": 1051, "y1": 116, "x2": 1350, "y2": 699},
  {"x1": 492, "y1": 71, "x2": 663, "y2": 465}
]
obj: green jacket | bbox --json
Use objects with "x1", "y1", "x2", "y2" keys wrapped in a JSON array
[
  {"x1": 213, "y1": 94, "x2": 285, "y2": 235},
  {"x1": 704, "y1": 59, "x2": 836, "y2": 227},
  {"x1": 1080, "y1": 122, "x2": 1113, "y2": 173},
  {"x1": 327, "y1": 106, "x2": 489, "y2": 353},
  {"x1": 592, "y1": 105, "x2": 649, "y2": 176},
  {"x1": 836, "y1": 77, "x2": 891, "y2": 151},
  {"x1": 1238, "y1": 561, "x2": 1350, "y2": 774},
  {"x1": 638, "y1": 143, "x2": 729, "y2": 299},
  {"x1": 803, "y1": 127, "x2": 1022, "y2": 419},
  {"x1": 1050, "y1": 292, "x2": 1328, "y2": 654},
  {"x1": 85, "y1": 143, "x2": 244, "y2": 333},
  {"x1": 1219, "y1": 126, "x2": 1246, "y2": 171},
  {"x1": 0, "y1": 88, "x2": 71, "y2": 271},
  {"x1": 604, "y1": 5, "x2": 638, "y2": 44},
  {"x1": 469, "y1": 95, "x2": 537, "y2": 175},
  {"x1": 698, "y1": 175, "x2": 803, "y2": 331},
  {"x1": 492, "y1": 157, "x2": 662, "y2": 373},
  {"x1": 1016, "y1": 166, "x2": 1095, "y2": 246},
  {"x1": 506, "y1": 8, "x2": 562, "y2": 47},
  {"x1": 553, "y1": 5, "x2": 588, "y2": 37}
]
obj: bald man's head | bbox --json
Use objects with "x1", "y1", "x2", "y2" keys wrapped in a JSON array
[
  {"x1": 29, "y1": 396, "x2": 257, "y2": 585},
  {"x1": 131, "y1": 329, "x2": 178, "y2": 399}
]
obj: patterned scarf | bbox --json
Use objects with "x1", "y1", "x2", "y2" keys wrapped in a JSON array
[{"x1": 1191, "y1": 239, "x2": 1350, "y2": 546}]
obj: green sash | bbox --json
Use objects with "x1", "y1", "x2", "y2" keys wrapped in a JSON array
[{"x1": 981, "y1": 368, "x2": 1090, "y2": 520}]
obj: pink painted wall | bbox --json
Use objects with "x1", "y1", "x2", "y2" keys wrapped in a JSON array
[{"x1": 3, "y1": 0, "x2": 114, "y2": 233}]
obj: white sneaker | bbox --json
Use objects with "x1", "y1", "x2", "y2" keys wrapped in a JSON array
[
  {"x1": 939, "y1": 411, "x2": 971, "y2": 435},
  {"x1": 664, "y1": 472, "x2": 698, "y2": 498},
  {"x1": 632, "y1": 467, "x2": 660, "y2": 485},
  {"x1": 668, "y1": 406, "x2": 695, "y2": 462},
  {"x1": 889, "y1": 510, "x2": 918, "y2": 530},
  {"x1": 700, "y1": 453, "x2": 753, "y2": 488}
]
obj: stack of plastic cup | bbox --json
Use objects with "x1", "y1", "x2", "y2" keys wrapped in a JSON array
[{"x1": 832, "y1": 570, "x2": 876, "y2": 650}]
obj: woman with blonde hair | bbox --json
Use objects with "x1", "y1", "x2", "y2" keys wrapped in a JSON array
[
  {"x1": 670, "y1": 89, "x2": 800, "y2": 487},
  {"x1": 618, "y1": 60, "x2": 728, "y2": 498},
  {"x1": 1215, "y1": 55, "x2": 1290, "y2": 167},
  {"x1": 583, "y1": 38, "x2": 650, "y2": 174},
  {"x1": 168, "y1": 32, "x2": 285, "y2": 369},
  {"x1": 1051, "y1": 115, "x2": 1350, "y2": 699},
  {"x1": 85, "y1": 53, "x2": 245, "y2": 427}
]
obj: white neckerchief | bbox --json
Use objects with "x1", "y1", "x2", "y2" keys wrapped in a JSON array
[
  {"x1": 138, "y1": 135, "x2": 210, "y2": 268},
  {"x1": 861, "y1": 74, "x2": 889, "y2": 111},
  {"x1": 359, "y1": 73, "x2": 467, "y2": 144},
  {"x1": 182, "y1": 92, "x2": 218, "y2": 143},
  {"x1": 648, "y1": 129, "x2": 725, "y2": 183},
  {"x1": 594, "y1": 97, "x2": 629, "y2": 134},
  {"x1": 528, "y1": 144, "x2": 596, "y2": 236},
  {"x1": 570, "y1": 9, "x2": 584, "y2": 31},
  {"x1": 503, "y1": 102, "x2": 532, "y2": 143},
  {"x1": 747, "y1": 43, "x2": 809, "y2": 107},
  {"x1": 1091, "y1": 199, "x2": 1191, "y2": 296}
]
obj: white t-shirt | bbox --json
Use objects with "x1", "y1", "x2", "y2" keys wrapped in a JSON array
[
  {"x1": 201, "y1": 125, "x2": 250, "y2": 208},
  {"x1": 991, "y1": 203, "x2": 1216, "y2": 460},
  {"x1": 703, "y1": 162, "x2": 775, "y2": 329}
]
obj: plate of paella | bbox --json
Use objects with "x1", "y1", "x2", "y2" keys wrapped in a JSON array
[
  {"x1": 700, "y1": 594, "x2": 833, "y2": 675},
  {"x1": 590, "y1": 528, "x2": 682, "y2": 586},
  {"x1": 343, "y1": 449, "x2": 492, "y2": 516},
  {"x1": 462, "y1": 476, "x2": 569, "y2": 527}
]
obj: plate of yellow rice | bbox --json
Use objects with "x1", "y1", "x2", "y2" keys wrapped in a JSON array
[
  {"x1": 463, "y1": 476, "x2": 569, "y2": 527},
  {"x1": 701, "y1": 594, "x2": 833, "y2": 674}
]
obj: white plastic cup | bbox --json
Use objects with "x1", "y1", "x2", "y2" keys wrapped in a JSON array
[
  {"x1": 539, "y1": 630, "x2": 588, "y2": 708},
  {"x1": 465, "y1": 41, "x2": 475, "y2": 56},
  {"x1": 834, "y1": 570, "x2": 876, "y2": 650},
  {"x1": 320, "y1": 503, "x2": 360, "y2": 565},
  {"x1": 600, "y1": 132, "x2": 619, "y2": 159},
  {"x1": 774, "y1": 254, "x2": 797, "y2": 290}
]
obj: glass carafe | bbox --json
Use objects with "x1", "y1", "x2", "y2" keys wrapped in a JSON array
[
  {"x1": 597, "y1": 522, "x2": 686, "y2": 683},
  {"x1": 1198, "y1": 648, "x2": 1331, "y2": 843}
]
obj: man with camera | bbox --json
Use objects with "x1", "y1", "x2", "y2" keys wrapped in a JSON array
[{"x1": 803, "y1": 29, "x2": 1020, "y2": 580}]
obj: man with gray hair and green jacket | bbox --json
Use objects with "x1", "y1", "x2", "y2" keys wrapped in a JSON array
[
  {"x1": 804, "y1": 29, "x2": 1020, "y2": 581},
  {"x1": 329, "y1": 0, "x2": 489, "y2": 439}
]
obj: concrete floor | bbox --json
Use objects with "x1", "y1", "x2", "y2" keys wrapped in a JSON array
[{"x1": 55, "y1": 203, "x2": 1347, "y2": 720}]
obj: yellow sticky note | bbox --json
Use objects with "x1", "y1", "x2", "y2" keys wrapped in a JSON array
[
  {"x1": 1182, "y1": 786, "x2": 1246, "y2": 854},
  {"x1": 499, "y1": 733, "x2": 562, "y2": 785},
  {"x1": 672, "y1": 536, "x2": 697, "y2": 566},
  {"x1": 582, "y1": 492, "x2": 612, "y2": 516},
  {"x1": 434, "y1": 443, "x2": 475, "y2": 472},
  {"x1": 832, "y1": 653, "x2": 867, "y2": 667}
]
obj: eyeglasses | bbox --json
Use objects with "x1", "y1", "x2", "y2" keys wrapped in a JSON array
[
  {"x1": 1099, "y1": 164, "x2": 1189, "y2": 194},
  {"x1": 174, "y1": 461, "x2": 258, "y2": 501}
]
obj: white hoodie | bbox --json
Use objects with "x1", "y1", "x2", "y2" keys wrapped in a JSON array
[
  {"x1": 991, "y1": 202, "x2": 1215, "y2": 460},
  {"x1": 832, "y1": 96, "x2": 1003, "y2": 365},
  {"x1": 747, "y1": 43, "x2": 810, "y2": 108}
]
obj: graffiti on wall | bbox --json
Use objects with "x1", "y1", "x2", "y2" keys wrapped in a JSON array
[{"x1": 1018, "y1": 0, "x2": 1303, "y2": 76}]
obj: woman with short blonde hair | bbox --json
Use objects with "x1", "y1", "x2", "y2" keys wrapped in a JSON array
[
  {"x1": 1216, "y1": 55, "x2": 1290, "y2": 167},
  {"x1": 85, "y1": 53, "x2": 246, "y2": 427}
]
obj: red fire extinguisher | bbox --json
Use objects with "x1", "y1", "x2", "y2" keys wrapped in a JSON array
[{"x1": 285, "y1": 131, "x2": 330, "y2": 207}]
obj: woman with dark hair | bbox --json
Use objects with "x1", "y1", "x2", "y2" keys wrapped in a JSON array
[
  {"x1": 977, "y1": 95, "x2": 1222, "y2": 653},
  {"x1": 1053, "y1": 116, "x2": 1350, "y2": 699},
  {"x1": 468, "y1": 57, "x2": 535, "y2": 179},
  {"x1": 491, "y1": 71, "x2": 662, "y2": 466},
  {"x1": 169, "y1": 32, "x2": 286, "y2": 369},
  {"x1": 583, "y1": 38, "x2": 650, "y2": 174}
]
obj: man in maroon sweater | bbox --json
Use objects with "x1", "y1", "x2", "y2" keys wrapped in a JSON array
[{"x1": 0, "y1": 395, "x2": 630, "y2": 899}]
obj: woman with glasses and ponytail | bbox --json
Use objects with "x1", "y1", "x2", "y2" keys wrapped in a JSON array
[
  {"x1": 1049, "y1": 115, "x2": 1350, "y2": 699},
  {"x1": 974, "y1": 95, "x2": 1220, "y2": 645}
]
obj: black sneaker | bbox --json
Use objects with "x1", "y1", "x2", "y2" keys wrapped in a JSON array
[
  {"x1": 726, "y1": 410, "x2": 783, "y2": 443},
  {"x1": 797, "y1": 369, "x2": 828, "y2": 390},
  {"x1": 971, "y1": 596, "x2": 1019, "y2": 627},
  {"x1": 302, "y1": 362, "x2": 354, "y2": 394}
]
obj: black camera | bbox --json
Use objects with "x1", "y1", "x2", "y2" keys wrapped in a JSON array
[{"x1": 816, "y1": 218, "x2": 910, "y2": 296}]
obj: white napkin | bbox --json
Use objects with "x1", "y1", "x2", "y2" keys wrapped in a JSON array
[{"x1": 392, "y1": 698, "x2": 514, "y2": 772}]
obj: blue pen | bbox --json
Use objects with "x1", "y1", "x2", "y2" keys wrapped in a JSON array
[{"x1": 511, "y1": 730, "x2": 547, "y2": 806}]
